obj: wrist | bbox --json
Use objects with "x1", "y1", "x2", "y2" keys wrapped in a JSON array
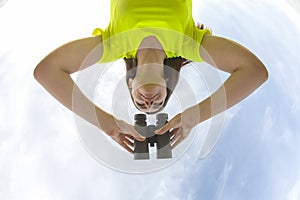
[
  {"x1": 182, "y1": 104, "x2": 201, "y2": 129},
  {"x1": 95, "y1": 107, "x2": 115, "y2": 131}
]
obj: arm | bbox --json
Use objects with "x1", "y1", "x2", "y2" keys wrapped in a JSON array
[
  {"x1": 197, "y1": 34, "x2": 268, "y2": 123},
  {"x1": 156, "y1": 35, "x2": 268, "y2": 148},
  {"x1": 34, "y1": 36, "x2": 145, "y2": 153},
  {"x1": 34, "y1": 36, "x2": 104, "y2": 126}
]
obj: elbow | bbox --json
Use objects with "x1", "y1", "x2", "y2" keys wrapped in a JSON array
[
  {"x1": 33, "y1": 61, "x2": 62, "y2": 82},
  {"x1": 246, "y1": 60, "x2": 268, "y2": 84},
  {"x1": 33, "y1": 64, "x2": 42, "y2": 82},
  {"x1": 33, "y1": 61, "x2": 51, "y2": 83},
  {"x1": 237, "y1": 61, "x2": 269, "y2": 86},
  {"x1": 33, "y1": 62, "x2": 47, "y2": 83},
  {"x1": 235, "y1": 62, "x2": 269, "y2": 84},
  {"x1": 256, "y1": 63, "x2": 269, "y2": 84}
]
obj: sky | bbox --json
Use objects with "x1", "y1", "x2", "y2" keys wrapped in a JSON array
[{"x1": 1, "y1": 0, "x2": 300, "y2": 199}]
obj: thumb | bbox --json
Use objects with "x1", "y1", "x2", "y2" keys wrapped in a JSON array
[
  {"x1": 155, "y1": 121, "x2": 172, "y2": 135},
  {"x1": 118, "y1": 120, "x2": 146, "y2": 141},
  {"x1": 132, "y1": 129, "x2": 146, "y2": 141}
]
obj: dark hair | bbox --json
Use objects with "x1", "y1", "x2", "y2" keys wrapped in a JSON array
[{"x1": 124, "y1": 57, "x2": 191, "y2": 114}]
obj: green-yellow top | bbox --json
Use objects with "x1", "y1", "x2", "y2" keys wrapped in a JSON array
[{"x1": 93, "y1": 0, "x2": 211, "y2": 63}]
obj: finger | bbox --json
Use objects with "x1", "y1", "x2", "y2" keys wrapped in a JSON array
[
  {"x1": 124, "y1": 134, "x2": 134, "y2": 141},
  {"x1": 171, "y1": 138, "x2": 184, "y2": 149},
  {"x1": 124, "y1": 137, "x2": 134, "y2": 148},
  {"x1": 130, "y1": 128, "x2": 146, "y2": 141},
  {"x1": 118, "y1": 133, "x2": 134, "y2": 147},
  {"x1": 119, "y1": 132, "x2": 135, "y2": 144},
  {"x1": 169, "y1": 131, "x2": 176, "y2": 140},
  {"x1": 110, "y1": 132, "x2": 133, "y2": 154},
  {"x1": 171, "y1": 131, "x2": 188, "y2": 149},
  {"x1": 156, "y1": 114, "x2": 183, "y2": 135},
  {"x1": 117, "y1": 121, "x2": 145, "y2": 141},
  {"x1": 155, "y1": 121, "x2": 173, "y2": 135},
  {"x1": 171, "y1": 134, "x2": 186, "y2": 149},
  {"x1": 120, "y1": 141, "x2": 134, "y2": 154},
  {"x1": 170, "y1": 128, "x2": 180, "y2": 142},
  {"x1": 171, "y1": 131, "x2": 181, "y2": 143}
]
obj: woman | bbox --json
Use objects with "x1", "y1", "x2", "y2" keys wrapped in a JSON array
[{"x1": 34, "y1": 0, "x2": 268, "y2": 154}]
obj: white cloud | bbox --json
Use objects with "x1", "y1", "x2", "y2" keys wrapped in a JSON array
[
  {"x1": 216, "y1": 158, "x2": 234, "y2": 199},
  {"x1": 287, "y1": 179, "x2": 300, "y2": 200},
  {"x1": 261, "y1": 106, "x2": 275, "y2": 141}
]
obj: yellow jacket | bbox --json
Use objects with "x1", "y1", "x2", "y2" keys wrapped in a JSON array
[{"x1": 93, "y1": 0, "x2": 211, "y2": 63}]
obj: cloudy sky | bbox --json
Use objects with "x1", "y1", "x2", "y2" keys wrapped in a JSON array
[{"x1": 1, "y1": 0, "x2": 300, "y2": 199}]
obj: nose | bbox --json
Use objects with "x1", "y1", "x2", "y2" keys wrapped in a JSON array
[
  {"x1": 138, "y1": 92, "x2": 160, "y2": 109},
  {"x1": 141, "y1": 95, "x2": 156, "y2": 108},
  {"x1": 144, "y1": 99, "x2": 153, "y2": 107}
]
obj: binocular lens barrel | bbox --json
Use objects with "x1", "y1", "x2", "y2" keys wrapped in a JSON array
[{"x1": 134, "y1": 113, "x2": 172, "y2": 160}]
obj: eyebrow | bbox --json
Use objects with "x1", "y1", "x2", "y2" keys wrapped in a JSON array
[
  {"x1": 153, "y1": 101, "x2": 164, "y2": 106},
  {"x1": 135, "y1": 102, "x2": 163, "y2": 110}
]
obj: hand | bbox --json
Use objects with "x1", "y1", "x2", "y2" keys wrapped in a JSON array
[
  {"x1": 99, "y1": 114, "x2": 146, "y2": 154},
  {"x1": 155, "y1": 106, "x2": 200, "y2": 149}
]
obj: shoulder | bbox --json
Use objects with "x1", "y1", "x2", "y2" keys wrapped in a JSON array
[{"x1": 200, "y1": 35, "x2": 265, "y2": 73}]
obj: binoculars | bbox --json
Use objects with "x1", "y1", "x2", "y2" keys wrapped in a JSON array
[{"x1": 133, "y1": 113, "x2": 172, "y2": 160}]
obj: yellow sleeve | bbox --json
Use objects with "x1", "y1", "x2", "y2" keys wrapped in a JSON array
[{"x1": 92, "y1": 28, "x2": 104, "y2": 36}]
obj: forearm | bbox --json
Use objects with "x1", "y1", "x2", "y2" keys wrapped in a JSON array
[
  {"x1": 194, "y1": 65, "x2": 268, "y2": 124},
  {"x1": 34, "y1": 67, "x2": 110, "y2": 129},
  {"x1": 196, "y1": 35, "x2": 269, "y2": 124}
]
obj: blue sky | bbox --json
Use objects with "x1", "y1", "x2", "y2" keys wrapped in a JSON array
[{"x1": 1, "y1": 0, "x2": 300, "y2": 199}]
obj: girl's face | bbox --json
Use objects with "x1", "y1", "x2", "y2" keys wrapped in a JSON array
[{"x1": 129, "y1": 76, "x2": 167, "y2": 113}]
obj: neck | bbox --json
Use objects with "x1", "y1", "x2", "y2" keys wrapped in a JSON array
[
  {"x1": 135, "y1": 48, "x2": 166, "y2": 78},
  {"x1": 136, "y1": 48, "x2": 166, "y2": 65}
]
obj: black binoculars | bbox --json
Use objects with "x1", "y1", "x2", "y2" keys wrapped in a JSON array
[{"x1": 133, "y1": 113, "x2": 172, "y2": 160}]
